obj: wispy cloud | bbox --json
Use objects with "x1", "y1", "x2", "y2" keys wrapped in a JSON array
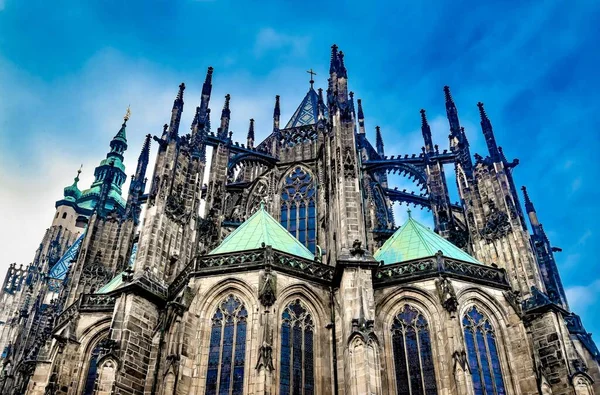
[
  {"x1": 566, "y1": 279, "x2": 600, "y2": 314},
  {"x1": 254, "y1": 28, "x2": 311, "y2": 58}
]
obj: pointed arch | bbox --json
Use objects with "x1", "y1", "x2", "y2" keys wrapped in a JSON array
[
  {"x1": 246, "y1": 179, "x2": 270, "y2": 216},
  {"x1": 279, "y1": 165, "x2": 317, "y2": 254}
]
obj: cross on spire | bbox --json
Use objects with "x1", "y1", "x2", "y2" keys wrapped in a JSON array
[{"x1": 307, "y1": 68, "x2": 317, "y2": 88}]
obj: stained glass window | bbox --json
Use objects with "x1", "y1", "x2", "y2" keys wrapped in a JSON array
[
  {"x1": 205, "y1": 295, "x2": 248, "y2": 395},
  {"x1": 83, "y1": 340, "x2": 103, "y2": 395},
  {"x1": 391, "y1": 305, "x2": 438, "y2": 395},
  {"x1": 463, "y1": 306, "x2": 506, "y2": 395},
  {"x1": 281, "y1": 167, "x2": 317, "y2": 254},
  {"x1": 280, "y1": 299, "x2": 315, "y2": 395}
]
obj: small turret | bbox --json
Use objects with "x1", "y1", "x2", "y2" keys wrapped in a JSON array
[
  {"x1": 63, "y1": 167, "x2": 83, "y2": 202},
  {"x1": 317, "y1": 88, "x2": 325, "y2": 121},
  {"x1": 375, "y1": 126, "x2": 384, "y2": 156},
  {"x1": 444, "y1": 86, "x2": 460, "y2": 137},
  {"x1": 477, "y1": 102, "x2": 500, "y2": 163},
  {"x1": 126, "y1": 134, "x2": 151, "y2": 224},
  {"x1": 420, "y1": 109, "x2": 434, "y2": 154},
  {"x1": 247, "y1": 119, "x2": 255, "y2": 148}
]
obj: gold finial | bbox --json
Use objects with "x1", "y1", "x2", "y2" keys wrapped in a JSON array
[
  {"x1": 124, "y1": 105, "x2": 131, "y2": 122},
  {"x1": 77, "y1": 164, "x2": 83, "y2": 176}
]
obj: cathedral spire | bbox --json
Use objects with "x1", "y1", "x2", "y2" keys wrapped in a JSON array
[
  {"x1": 126, "y1": 134, "x2": 151, "y2": 223},
  {"x1": 167, "y1": 83, "x2": 185, "y2": 141},
  {"x1": 420, "y1": 109, "x2": 434, "y2": 154},
  {"x1": 444, "y1": 86, "x2": 460, "y2": 137},
  {"x1": 273, "y1": 95, "x2": 281, "y2": 130},
  {"x1": 218, "y1": 94, "x2": 231, "y2": 139},
  {"x1": 375, "y1": 126, "x2": 384, "y2": 156},
  {"x1": 357, "y1": 99, "x2": 365, "y2": 134},
  {"x1": 198, "y1": 67, "x2": 213, "y2": 126},
  {"x1": 247, "y1": 118, "x2": 255, "y2": 148},
  {"x1": 477, "y1": 102, "x2": 500, "y2": 163}
]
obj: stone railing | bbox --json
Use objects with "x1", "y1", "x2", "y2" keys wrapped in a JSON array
[
  {"x1": 374, "y1": 255, "x2": 510, "y2": 289},
  {"x1": 168, "y1": 247, "x2": 335, "y2": 297},
  {"x1": 80, "y1": 293, "x2": 116, "y2": 311}
]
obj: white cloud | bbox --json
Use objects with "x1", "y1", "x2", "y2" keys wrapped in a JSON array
[
  {"x1": 254, "y1": 28, "x2": 311, "y2": 58},
  {"x1": 566, "y1": 279, "x2": 600, "y2": 313}
]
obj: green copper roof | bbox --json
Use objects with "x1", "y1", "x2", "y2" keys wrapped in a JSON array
[
  {"x1": 96, "y1": 271, "x2": 125, "y2": 294},
  {"x1": 209, "y1": 205, "x2": 314, "y2": 260},
  {"x1": 374, "y1": 215, "x2": 481, "y2": 265}
]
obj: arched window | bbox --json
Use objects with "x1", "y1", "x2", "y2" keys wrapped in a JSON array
[
  {"x1": 280, "y1": 167, "x2": 316, "y2": 254},
  {"x1": 280, "y1": 299, "x2": 315, "y2": 395},
  {"x1": 205, "y1": 294, "x2": 248, "y2": 395},
  {"x1": 83, "y1": 340, "x2": 103, "y2": 395},
  {"x1": 462, "y1": 306, "x2": 506, "y2": 395},
  {"x1": 391, "y1": 304, "x2": 438, "y2": 395},
  {"x1": 62, "y1": 212, "x2": 67, "y2": 219}
]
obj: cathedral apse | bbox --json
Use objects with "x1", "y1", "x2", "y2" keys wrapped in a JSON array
[{"x1": 0, "y1": 45, "x2": 598, "y2": 395}]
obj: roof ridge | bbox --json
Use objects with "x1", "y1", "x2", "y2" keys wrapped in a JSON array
[{"x1": 409, "y1": 217, "x2": 440, "y2": 257}]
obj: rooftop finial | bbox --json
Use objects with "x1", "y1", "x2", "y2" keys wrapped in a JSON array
[
  {"x1": 443, "y1": 85, "x2": 453, "y2": 103},
  {"x1": 407, "y1": 208, "x2": 412, "y2": 218},
  {"x1": 521, "y1": 186, "x2": 535, "y2": 213},
  {"x1": 420, "y1": 108, "x2": 428, "y2": 128},
  {"x1": 477, "y1": 101, "x2": 487, "y2": 120},
  {"x1": 123, "y1": 106, "x2": 131, "y2": 123},
  {"x1": 307, "y1": 68, "x2": 316, "y2": 89}
]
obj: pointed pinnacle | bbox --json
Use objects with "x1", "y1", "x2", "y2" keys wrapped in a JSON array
[
  {"x1": 177, "y1": 83, "x2": 186, "y2": 101},
  {"x1": 247, "y1": 118, "x2": 255, "y2": 140},
  {"x1": 357, "y1": 99, "x2": 364, "y2": 119},
  {"x1": 274, "y1": 95, "x2": 281, "y2": 118},
  {"x1": 477, "y1": 102, "x2": 488, "y2": 121},
  {"x1": 420, "y1": 109, "x2": 429, "y2": 128},
  {"x1": 443, "y1": 86, "x2": 454, "y2": 103}
]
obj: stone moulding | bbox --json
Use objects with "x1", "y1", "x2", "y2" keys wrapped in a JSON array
[
  {"x1": 373, "y1": 255, "x2": 510, "y2": 289},
  {"x1": 168, "y1": 246, "x2": 335, "y2": 298}
]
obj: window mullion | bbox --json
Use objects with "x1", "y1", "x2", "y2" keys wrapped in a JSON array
[
  {"x1": 473, "y1": 326, "x2": 486, "y2": 395},
  {"x1": 403, "y1": 325, "x2": 412, "y2": 395},
  {"x1": 416, "y1": 327, "x2": 425, "y2": 395},
  {"x1": 482, "y1": 328, "x2": 497, "y2": 395},
  {"x1": 229, "y1": 318, "x2": 238, "y2": 395}
]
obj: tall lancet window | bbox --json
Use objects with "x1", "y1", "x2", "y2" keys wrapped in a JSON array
[
  {"x1": 463, "y1": 306, "x2": 506, "y2": 395},
  {"x1": 391, "y1": 305, "x2": 438, "y2": 395},
  {"x1": 205, "y1": 295, "x2": 248, "y2": 395},
  {"x1": 280, "y1": 167, "x2": 316, "y2": 254},
  {"x1": 280, "y1": 299, "x2": 315, "y2": 395},
  {"x1": 83, "y1": 340, "x2": 103, "y2": 395}
]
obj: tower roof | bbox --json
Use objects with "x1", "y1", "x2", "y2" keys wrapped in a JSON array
[
  {"x1": 209, "y1": 204, "x2": 314, "y2": 260},
  {"x1": 285, "y1": 87, "x2": 327, "y2": 128},
  {"x1": 374, "y1": 214, "x2": 480, "y2": 265}
]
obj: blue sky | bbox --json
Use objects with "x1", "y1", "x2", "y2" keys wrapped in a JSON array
[{"x1": 1, "y1": 1, "x2": 599, "y2": 335}]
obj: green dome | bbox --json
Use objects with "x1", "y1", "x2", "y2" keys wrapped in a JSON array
[{"x1": 374, "y1": 214, "x2": 480, "y2": 265}]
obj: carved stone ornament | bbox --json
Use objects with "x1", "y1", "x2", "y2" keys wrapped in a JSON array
[
  {"x1": 503, "y1": 290, "x2": 522, "y2": 316},
  {"x1": 343, "y1": 148, "x2": 356, "y2": 179},
  {"x1": 255, "y1": 342, "x2": 274, "y2": 372},
  {"x1": 480, "y1": 202, "x2": 511, "y2": 241},
  {"x1": 435, "y1": 275, "x2": 458, "y2": 314},
  {"x1": 349, "y1": 239, "x2": 366, "y2": 257},
  {"x1": 452, "y1": 349, "x2": 469, "y2": 373},
  {"x1": 258, "y1": 268, "x2": 277, "y2": 307},
  {"x1": 165, "y1": 191, "x2": 188, "y2": 224},
  {"x1": 351, "y1": 317, "x2": 375, "y2": 340}
]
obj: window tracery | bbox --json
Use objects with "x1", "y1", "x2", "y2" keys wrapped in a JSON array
[
  {"x1": 248, "y1": 181, "x2": 269, "y2": 215},
  {"x1": 462, "y1": 306, "x2": 506, "y2": 395},
  {"x1": 205, "y1": 295, "x2": 248, "y2": 395},
  {"x1": 391, "y1": 304, "x2": 438, "y2": 395},
  {"x1": 280, "y1": 299, "x2": 315, "y2": 395},
  {"x1": 280, "y1": 167, "x2": 316, "y2": 254}
]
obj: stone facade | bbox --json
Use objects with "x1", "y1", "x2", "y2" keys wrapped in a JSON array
[{"x1": 0, "y1": 44, "x2": 598, "y2": 395}]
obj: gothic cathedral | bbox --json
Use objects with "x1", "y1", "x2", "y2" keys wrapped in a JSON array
[{"x1": 0, "y1": 45, "x2": 598, "y2": 395}]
